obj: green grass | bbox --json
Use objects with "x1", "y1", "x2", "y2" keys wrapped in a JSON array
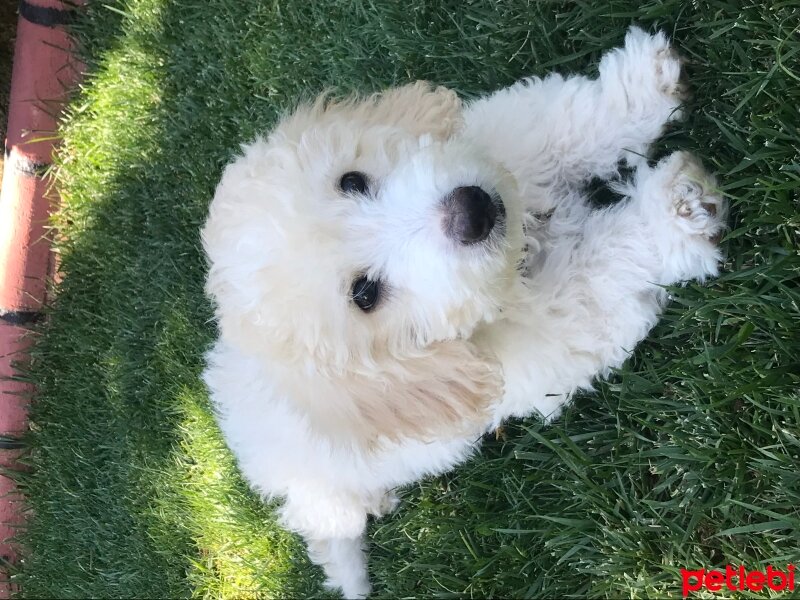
[{"x1": 14, "y1": 0, "x2": 799, "y2": 598}]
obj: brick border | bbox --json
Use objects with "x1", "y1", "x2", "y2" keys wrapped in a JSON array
[{"x1": 0, "y1": 1, "x2": 84, "y2": 595}]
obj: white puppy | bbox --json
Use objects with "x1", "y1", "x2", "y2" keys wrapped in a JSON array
[{"x1": 202, "y1": 27, "x2": 726, "y2": 598}]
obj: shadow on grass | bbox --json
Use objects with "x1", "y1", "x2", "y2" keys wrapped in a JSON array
[{"x1": 19, "y1": 2, "x2": 322, "y2": 596}]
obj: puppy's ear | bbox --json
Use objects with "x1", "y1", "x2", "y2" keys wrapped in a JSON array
[
  {"x1": 366, "y1": 81, "x2": 464, "y2": 141},
  {"x1": 337, "y1": 339, "x2": 501, "y2": 444},
  {"x1": 286, "y1": 81, "x2": 462, "y2": 144}
]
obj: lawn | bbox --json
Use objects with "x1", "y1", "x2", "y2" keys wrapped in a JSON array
[{"x1": 16, "y1": 0, "x2": 799, "y2": 598}]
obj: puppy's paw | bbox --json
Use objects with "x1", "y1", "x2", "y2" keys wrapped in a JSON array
[
  {"x1": 377, "y1": 491, "x2": 400, "y2": 517},
  {"x1": 601, "y1": 27, "x2": 686, "y2": 122},
  {"x1": 640, "y1": 151, "x2": 727, "y2": 283},
  {"x1": 623, "y1": 26, "x2": 687, "y2": 101},
  {"x1": 367, "y1": 490, "x2": 400, "y2": 518},
  {"x1": 659, "y1": 151, "x2": 727, "y2": 242}
]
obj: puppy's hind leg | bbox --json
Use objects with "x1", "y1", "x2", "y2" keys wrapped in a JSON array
[{"x1": 488, "y1": 152, "x2": 726, "y2": 422}]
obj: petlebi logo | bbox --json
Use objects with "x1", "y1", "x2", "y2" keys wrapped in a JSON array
[{"x1": 681, "y1": 565, "x2": 796, "y2": 597}]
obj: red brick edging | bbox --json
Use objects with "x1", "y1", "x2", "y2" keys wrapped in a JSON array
[{"x1": 0, "y1": 1, "x2": 84, "y2": 594}]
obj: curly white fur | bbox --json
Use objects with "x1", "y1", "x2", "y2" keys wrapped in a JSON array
[{"x1": 201, "y1": 27, "x2": 727, "y2": 598}]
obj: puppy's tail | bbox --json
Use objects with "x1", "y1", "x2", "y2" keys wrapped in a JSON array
[{"x1": 306, "y1": 535, "x2": 370, "y2": 599}]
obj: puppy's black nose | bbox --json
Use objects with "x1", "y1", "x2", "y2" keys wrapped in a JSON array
[{"x1": 443, "y1": 186, "x2": 497, "y2": 244}]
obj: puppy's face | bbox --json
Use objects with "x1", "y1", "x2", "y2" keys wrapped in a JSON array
[{"x1": 204, "y1": 83, "x2": 524, "y2": 440}]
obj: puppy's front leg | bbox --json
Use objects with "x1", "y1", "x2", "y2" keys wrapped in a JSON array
[
  {"x1": 464, "y1": 27, "x2": 684, "y2": 206},
  {"x1": 485, "y1": 153, "x2": 726, "y2": 423}
]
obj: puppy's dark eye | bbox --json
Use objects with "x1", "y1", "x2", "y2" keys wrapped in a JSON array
[
  {"x1": 339, "y1": 171, "x2": 369, "y2": 195},
  {"x1": 350, "y1": 276, "x2": 380, "y2": 312}
]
